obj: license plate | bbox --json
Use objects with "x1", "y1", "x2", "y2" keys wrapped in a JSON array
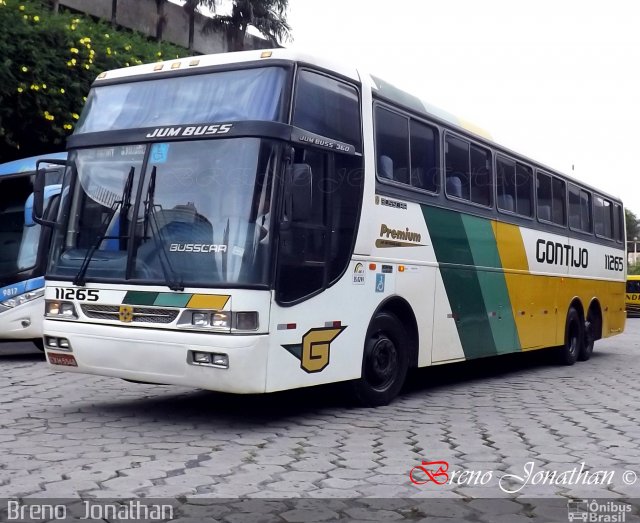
[{"x1": 48, "y1": 353, "x2": 78, "y2": 367}]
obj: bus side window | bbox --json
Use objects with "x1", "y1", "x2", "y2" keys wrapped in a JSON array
[
  {"x1": 569, "y1": 184, "x2": 592, "y2": 233},
  {"x1": 538, "y1": 171, "x2": 565, "y2": 225},
  {"x1": 497, "y1": 156, "x2": 516, "y2": 212},
  {"x1": 375, "y1": 106, "x2": 409, "y2": 185},
  {"x1": 445, "y1": 135, "x2": 470, "y2": 200},
  {"x1": 515, "y1": 163, "x2": 533, "y2": 217},
  {"x1": 410, "y1": 120, "x2": 438, "y2": 192},
  {"x1": 594, "y1": 196, "x2": 613, "y2": 238}
]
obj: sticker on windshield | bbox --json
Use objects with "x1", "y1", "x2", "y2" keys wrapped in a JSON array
[{"x1": 150, "y1": 143, "x2": 170, "y2": 164}]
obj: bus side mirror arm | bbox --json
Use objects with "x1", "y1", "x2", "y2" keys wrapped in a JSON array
[{"x1": 33, "y1": 159, "x2": 66, "y2": 227}]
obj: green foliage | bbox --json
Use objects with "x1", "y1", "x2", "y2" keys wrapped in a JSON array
[
  {"x1": 203, "y1": 0, "x2": 290, "y2": 51},
  {"x1": 0, "y1": 0, "x2": 191, "y2": 162},
  {"x1": 629, "y1": 263, "x2": 640, "y2": 276}
]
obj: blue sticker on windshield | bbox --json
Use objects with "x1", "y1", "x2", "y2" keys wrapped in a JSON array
[{"x1": 150, "y1": 143, "x2": 169, "y2": 164}]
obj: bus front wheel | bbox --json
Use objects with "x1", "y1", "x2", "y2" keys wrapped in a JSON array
[
  {"x1": 559, "y1": 307, "x2": 583, "y2": 366},
  {"x1": 352, "y1": 312, "x2": 408, "y2": 407}
]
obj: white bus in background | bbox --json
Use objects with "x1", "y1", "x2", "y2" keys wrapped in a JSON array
[
  {"x1": 0, "y1": 153, "x2": 66, "y2": 349},
  {"x1": 35, "y1": 50, "x2": 625, "y2": 405}
]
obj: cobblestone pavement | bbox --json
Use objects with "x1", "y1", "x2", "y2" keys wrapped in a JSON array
[{"x1": 1, "y1": 321, "x2": 640, "y2": 520}]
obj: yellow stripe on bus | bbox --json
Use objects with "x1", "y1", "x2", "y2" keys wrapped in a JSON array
[
  {"x1": 492, "y1": 221, "x2": 625, "y2": 350},
  {"x1": 186, "y1": 294, "x2": 230, "y2": 310}
]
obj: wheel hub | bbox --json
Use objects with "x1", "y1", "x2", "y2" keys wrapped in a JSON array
[{"x1": 367, "y1": 336, "x2": 398, "y2": 390}]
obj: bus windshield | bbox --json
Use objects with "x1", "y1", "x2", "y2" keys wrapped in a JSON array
[
  {"x1": 48, "y1": 138, "x2": 279, "y2": 288},
  {"x1": 0, "y1": 175, "x2": 41, "y2": 284},
  {"x1": 76, "y1": 66, "x2": 287, "y2": 134}
]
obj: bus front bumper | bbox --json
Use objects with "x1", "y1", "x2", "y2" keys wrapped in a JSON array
[
  {"x1": 0, "y1": 298, "x2": 44, "y2": 341},
  {"x1": 43, "y1": 320, "x2": 269, "y2": 394}
]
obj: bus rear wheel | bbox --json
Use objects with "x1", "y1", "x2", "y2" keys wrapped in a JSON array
[
  {"x1": 352, "y1": 312, "x2": 408, "y2": 407},
  {"x1": 578, "y1": 311, "x2": 598, "y2": 361},
  {"x1": 559, "y1": 307, "x2": 583, "y2": 366}
]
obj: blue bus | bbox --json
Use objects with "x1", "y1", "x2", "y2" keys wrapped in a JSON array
[{"x1": 0, "y1": 153, "x2": 66, "y2": 349}]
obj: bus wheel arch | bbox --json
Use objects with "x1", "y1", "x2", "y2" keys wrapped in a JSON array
[
  {"x1": 580, "y1": 299, "x2": 603, "y2": 361},
  {"x1": 374, "y1": 296, "x2": 419, "y2": 368},
  {"x1": 352, "y1": 297, "x2": 418, "y2": 407}
]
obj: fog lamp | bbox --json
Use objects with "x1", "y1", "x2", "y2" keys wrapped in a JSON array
[
  {"x1": 212, "y1": 354, "x2": 229, "y2": 368},
  {"x1": 193, "y1": 351, "x2": 211, "y2": 364}
]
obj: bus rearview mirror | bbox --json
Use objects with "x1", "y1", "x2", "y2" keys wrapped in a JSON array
[
  {"x1": 33, "y1": 159, "x2": 67, "y2": 227},
  {"x1": 286, "y1": 163, "x2": 313, "y2": 223}
]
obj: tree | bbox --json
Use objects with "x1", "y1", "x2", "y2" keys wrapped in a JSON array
[
  {"x1": 203, "y1": 0, "x2": 291, "y2": 52},
  {"x1": 111, "y1": 0, "x2": 118, "y2": 26},
  {"x1": 0, "y1": 0, "x2": 189, "y2": 161},
  {"x1": 626, "y1": 208, "x2": 638, "y2": 241},
  {"x1": 50, "y1": 0, "x2": 60, "y2": 13},
  {"x1": 155, "y1": 0, "x2": 167, "y2": 41},
  {"x1": 183, "y1": 0, "x2": 213, "y2": 51}
]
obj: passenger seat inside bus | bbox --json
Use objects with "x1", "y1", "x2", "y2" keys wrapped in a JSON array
[
  {"x1": 446, "y1": 175, "x2": 463, "y2": 198},
  {"x1": 538, "y1": 203, "x2": 551, "y2": 222},
  {"x1": 378, "y1": 155, "x2": 394, "y2": 180},
  {"x1": 498, "y1": 193, "x2": 515, "y2": 212}
]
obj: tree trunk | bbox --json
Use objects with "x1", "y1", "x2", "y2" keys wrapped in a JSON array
[
  {"x1": 233, "y1": 25, "x2": 247, "y2": 52},
  {"x1": 188, "y1": 11, "x2": 195, "y2": 50},
  {"x1": 111, "y1": 0, "x2": 118, "y2": 26},
  {"x1": 51, "y1": 0, "x2": 60, "y2": 13},
  {"x1": 156, "y1": 0, "x2": 166, "y2": 42}
]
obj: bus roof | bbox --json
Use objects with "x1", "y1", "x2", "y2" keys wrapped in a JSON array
[
  {"x1": 91, "y1": 49, "x2": 620, "y2": 203},
  {"x1": 0, "y1": 152, "x2": 67, "y2": 177},
  {"x1": 92, "y1": 48, "x2": 490, "y2": 138}
]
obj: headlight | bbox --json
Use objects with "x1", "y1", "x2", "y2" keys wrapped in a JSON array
[
  {"x1": 179, "y1": 310, "x2": 259, "y2": 333},
  {"x1": 211, "y1": 311, "x2": 231, "y2": 329},
  {"x1": 1, "y1": 289, "x2": 44, "y2": 309},
  {"x1": 234, "y1": 311, "x2": 259, "y2": 331},
  {"x1": 45, "y1": 300, "x2": 78, "y2": 319},
  {"x1": 191, "y1": 312, "x2": 209, "y2": 326}
]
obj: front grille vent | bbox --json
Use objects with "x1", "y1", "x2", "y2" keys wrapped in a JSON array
[{"x1": 81, "y1": 304, "x2": 179, "y2": 324}]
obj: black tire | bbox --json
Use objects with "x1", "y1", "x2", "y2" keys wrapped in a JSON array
[
  {"x1": 559, "y1": 307, "x2": 582, "y2": 366},
  {"x1": 352, "y1": 312, "x2": 409, "y2": 407},
  {"x1": 33, "y1": 339, "x2": 45, "y2": 352},
  {"x1": 578, "y1": 311, "x2": 597, "y2": 361}
]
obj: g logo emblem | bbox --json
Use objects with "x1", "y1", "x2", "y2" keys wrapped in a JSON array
[
  {"x1": 119, "y1": 305, "x2": 133, "y2": 323},
  {"x1": 282, "y1": 327, "x2": 346, "y2": 373}
]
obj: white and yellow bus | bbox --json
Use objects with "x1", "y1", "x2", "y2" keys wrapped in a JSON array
[{"x1": 35, "y1": 50, "x2": 626, "y2": 406}]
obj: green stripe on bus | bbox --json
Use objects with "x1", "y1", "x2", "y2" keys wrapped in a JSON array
[
  {"x1": 422, "y1": 206, "x2": 497, "y2": 359},
  {"x1": 461, "y1": 215, "x2": 521, "y2": 354},
  {"x1": 154, "y1": 293, "x2": 191, "y2": 307},
  {"x1": 123, "y1": 291, "x2": 159, "y2": 306}
]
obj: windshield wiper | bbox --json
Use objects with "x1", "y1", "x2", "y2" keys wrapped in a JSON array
[
  {"x1": 73, "y1": 166, "x2": 135, "y2": 287},
  {"x1": 141, "y1": 166, "x2": 184, "y2": 292}
]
